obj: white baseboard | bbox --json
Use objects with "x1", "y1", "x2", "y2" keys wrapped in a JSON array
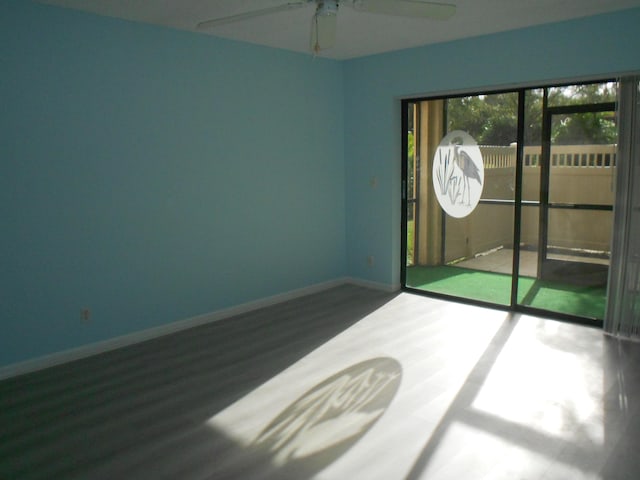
[
  {"x1": 0, "y1": 278, "x2": 349, "y2": 381},
  {"x1": 346, "y1": 277, "x2": 401, "y2": 293}
]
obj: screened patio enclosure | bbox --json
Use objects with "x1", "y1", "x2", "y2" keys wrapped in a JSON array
[{"x1": 402, "y1": 80, "x2": 618, "y2": 322}]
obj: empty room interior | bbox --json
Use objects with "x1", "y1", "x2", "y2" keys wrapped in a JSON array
[{"x1": 3, "y1": 1, "x2": 640, "y2": 479}]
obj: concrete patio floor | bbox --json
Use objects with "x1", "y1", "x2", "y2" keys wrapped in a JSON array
[{"x1": 456, "y1": 248, "x2": 609, "y2": 278}]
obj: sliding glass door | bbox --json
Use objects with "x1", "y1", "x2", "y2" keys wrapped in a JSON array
[{"x1": 402, "y1": 80, "x2": 618, "y2": 322}]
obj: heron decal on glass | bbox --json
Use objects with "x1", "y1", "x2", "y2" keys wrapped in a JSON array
[
  {"x1": 451, "y1": 140, "x2": 482, "y2": 206},
  {"x1": 432, "y1": 131, "x2": 484, "y2": 218}
]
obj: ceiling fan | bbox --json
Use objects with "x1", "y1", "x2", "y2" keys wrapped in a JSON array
[{"x1": 196, "y1": 0, "x2": 456, "y2": 55}]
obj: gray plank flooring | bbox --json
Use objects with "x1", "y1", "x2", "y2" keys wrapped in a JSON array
[{"x1": 2, "y1": 284, "x2": 640, "y2": 479}]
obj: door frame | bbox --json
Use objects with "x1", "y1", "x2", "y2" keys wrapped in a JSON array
[
  {"x1": 538, "y1": 102, "x2": 616, "y2": 284},
  {"x1": 401, "y1": 78, "x2": 618, "y2": 326}
]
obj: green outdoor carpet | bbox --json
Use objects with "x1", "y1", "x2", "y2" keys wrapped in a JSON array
[{"x1": 406, "y1": 265, "x2": 606, "y2": 320}]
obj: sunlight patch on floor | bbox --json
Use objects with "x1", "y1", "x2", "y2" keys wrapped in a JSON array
[
  {"x1": 203, "y1": 292, "x2": 616, "y2": 479},
  {"x1": 205, "y1": 294, "x2": 507, "y2": 478},
  {"x1": 472, "y1": 318, "x2": 603, "y2": 443}
]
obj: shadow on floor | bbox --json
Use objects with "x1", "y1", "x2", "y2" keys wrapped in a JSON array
[{"x1": 0, "y1": 285, "x2": 397, "y2": 480}]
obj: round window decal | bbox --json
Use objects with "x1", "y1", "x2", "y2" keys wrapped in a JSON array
[{"x1": 432, "y1": 130, "x2": 484, "y2": 218}]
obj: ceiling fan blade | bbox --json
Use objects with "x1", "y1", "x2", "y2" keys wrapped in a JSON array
[
  {"x1": 352, "y1": 0, "x2": 456, "y2": 20},
  {"x1": 197, "y1": 2, "x2": 308, "y2": 29}
]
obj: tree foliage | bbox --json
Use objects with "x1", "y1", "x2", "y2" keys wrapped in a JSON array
[
  {"x1": 445, "y1": 83, "x2": 617, "y2": 146},
  {"x1": 447, "y1": 93, "x2": 520, "y2": 145}
]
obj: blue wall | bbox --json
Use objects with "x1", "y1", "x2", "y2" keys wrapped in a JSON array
[
  {"x1": 0, "y1": 1, "x2": 345, "y2": 366},
  {"x1": 3, "y1": 1, "x2": 640, "y2": 368},
  {"x1": 343, "y1": 8, "x2": 640, "y2": 288}
]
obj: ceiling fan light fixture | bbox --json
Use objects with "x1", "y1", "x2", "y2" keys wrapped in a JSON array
[
  {"x1": 317, "y1": 1, "x2": 339, "y2": 16},
  {"x1": 312, "y1": 1, "x2": 339, "y2": 53}
]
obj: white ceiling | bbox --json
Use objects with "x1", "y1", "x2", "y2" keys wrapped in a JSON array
[{"x1": 38, "y1": 0, "x2": 640, "y2": 60}]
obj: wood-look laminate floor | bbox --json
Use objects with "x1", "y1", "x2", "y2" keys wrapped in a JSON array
[{"x1": 2, "y1": 284, "x2": 640, "y2": 479}]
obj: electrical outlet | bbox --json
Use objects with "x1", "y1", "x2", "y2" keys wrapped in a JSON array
[
  {"x1": 80, "y1": 308, "x2": 91, "y2": 323},
  {"x1": 367, "y1": 255, "x2": 375, "y2": 267}
]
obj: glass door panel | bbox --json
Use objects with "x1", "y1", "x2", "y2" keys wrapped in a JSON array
[
  {"x1": 404, "y1": 93, "x2": 517, "y2": 305},
  {"x1": 517, "y1": 94, "x2": 616, "y2": 320}
]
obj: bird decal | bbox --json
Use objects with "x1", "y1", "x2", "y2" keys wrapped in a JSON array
[
  {"x1": 451, "y1": 141, "x2": 483, "y2": 206},
  {"x1": 432, "y1": 130, "x2": 484, "y2": 218}
]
